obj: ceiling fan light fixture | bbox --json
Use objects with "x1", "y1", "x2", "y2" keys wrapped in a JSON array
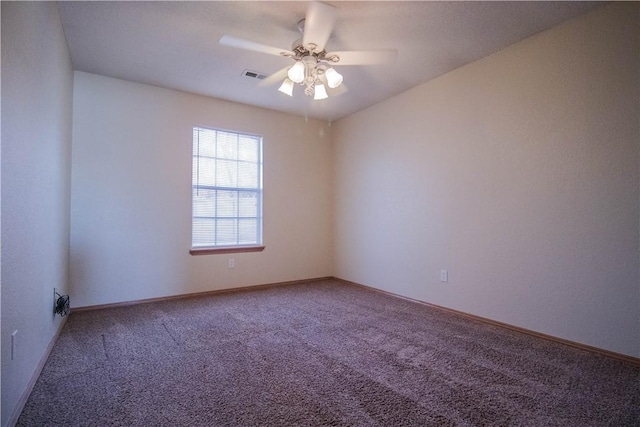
[
  {"x1": 287, "y1": 61, "x2": 305, "y2": 83},
  {"x1": 218, "y1": 1, "x2": 399, "y2": 105},
  {"x1": 278, "y1": 78, "x2": 294, "y2": 96},
  {"x1": 313, "y1": 83, "x2": 328, "y2": 100},
  {"x1": 325, "y1": 67, "x2": 343, "y2": 89}
]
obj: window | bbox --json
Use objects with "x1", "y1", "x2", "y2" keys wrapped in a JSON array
[{"x1": 191, "y1": 126, "x2": 264, "y2": 254}]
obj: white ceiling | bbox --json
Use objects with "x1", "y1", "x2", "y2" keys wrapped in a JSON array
[{"x1": 57, "y1": 1, "x2": 604, "y2": 122}]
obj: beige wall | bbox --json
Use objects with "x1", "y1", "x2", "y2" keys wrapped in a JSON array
[
  {"x1": 70, "y1": 72, "x2": 333, "y2": 308},
  {"x1": 332, "y1": 3, "x2": 640, "y2": 357},
  {"x1": 3, "y1": 7, "x2": 639, "y2": 426},
  {"x1": 1, "y1": 2, "x2": 74, "y2": 425}
]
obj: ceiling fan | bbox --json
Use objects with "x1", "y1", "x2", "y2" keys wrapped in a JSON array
[{"x1": 219, "y1": 1, "x2": 398, "y2": 100}]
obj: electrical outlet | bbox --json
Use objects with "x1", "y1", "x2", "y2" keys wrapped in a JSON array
[
  {"x1": 440, "y1": 269, "x2": 449, "y2": 283},
  {"x1": 11, "y1": 330, "x2": 18, "y2": 360},
  {"x1": 228, "y1": 258, "x2": 235, "y2": 269}
]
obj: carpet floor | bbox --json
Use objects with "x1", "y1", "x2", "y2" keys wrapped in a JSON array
[{"x1": 18, "y1": 279, "x2": 640, "y2": 426}]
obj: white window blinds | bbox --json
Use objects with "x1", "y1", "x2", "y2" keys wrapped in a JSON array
[{"x1": 192, "y1": 126, "x2": 263, "y2": 248}]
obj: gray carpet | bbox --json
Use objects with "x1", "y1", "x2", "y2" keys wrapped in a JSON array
[{"x1": 18, "y1": 279, "x2": 640, "y2": 426}]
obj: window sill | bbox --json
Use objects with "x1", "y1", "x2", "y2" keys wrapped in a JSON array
[{"x1": 189, "y1": 245, "x2": 266, "y2": 255}]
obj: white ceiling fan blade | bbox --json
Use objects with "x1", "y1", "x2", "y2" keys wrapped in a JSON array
[
  {"x1": 219, "y1": 35, "x2": 292, "y2": 57},
  {"x1": 325, "y1": 49, "x2": 398, "y2": 66},
  {"x1": 302, "y1": 1, "x2": 337, "y2": 52},
  {"x1": 258, "y1": 67, "x2": 290, "y2": 87}
]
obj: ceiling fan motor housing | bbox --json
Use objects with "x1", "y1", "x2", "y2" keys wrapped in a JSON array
[{"x1": 289, "y1": 39, "x2": 337, "y2": 64}]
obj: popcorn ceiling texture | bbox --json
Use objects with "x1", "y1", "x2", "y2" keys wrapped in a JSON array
[{"x1": 18, "y1": 280, "x2": 640, "y2": 426}]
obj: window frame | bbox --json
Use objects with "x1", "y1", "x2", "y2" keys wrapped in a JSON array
[{"x1": 190, "y1": 125, "x2": 265, "y2": 256}]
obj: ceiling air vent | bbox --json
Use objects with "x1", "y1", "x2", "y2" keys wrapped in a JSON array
[{"x1": 242, "y1": 69, "x2": 267, "y2": 80}]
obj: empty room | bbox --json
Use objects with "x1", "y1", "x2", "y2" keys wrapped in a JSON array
[{"x1": 2, "y1": 1, "x2": 639, "y2": 426}]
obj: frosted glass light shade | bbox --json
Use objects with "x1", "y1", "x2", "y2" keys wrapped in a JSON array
[
  {"x1": 287, "y1": 61, "x2": 305, "y2": 83},
  {"x1": 278, "y1": 78, "x2": 294, "y2": 96},
  {"x1": 314, "y1": 83, "x2": 328, "y2": 100},
  {"x1": 325, "y1": 68, "x2": 343, "y2": 89}
]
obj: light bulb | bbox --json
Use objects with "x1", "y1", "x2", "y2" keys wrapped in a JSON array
[
  {"x1": 314, "y1": 83, "x2": 328, "y2": 100},
  {"x1": 278, "y1": 78, "x2": 294, "y2": 96},
  {"x1": 325, "y1": 68, "x2": 343, "y2": 89},
  {"x1": 287, "y1": 61, "x2": 305, "y2": 83}
]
